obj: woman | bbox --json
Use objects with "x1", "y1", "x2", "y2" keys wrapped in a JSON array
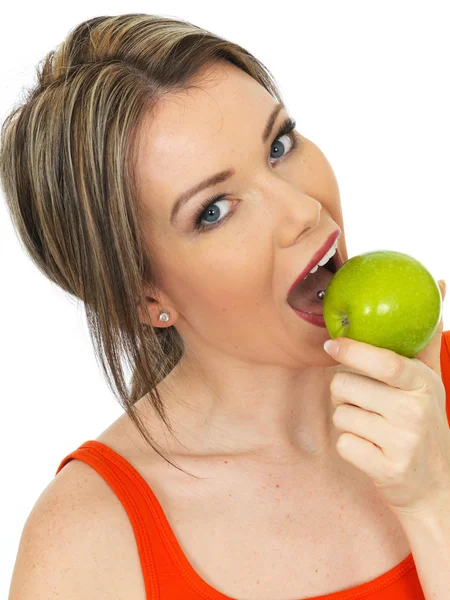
[{"x1": 3, "y1": 13, "x2": 450, "y2": 600}]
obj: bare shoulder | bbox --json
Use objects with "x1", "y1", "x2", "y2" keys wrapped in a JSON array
[{"x1": 9, "y1": 450, "x2": 146, "y2": 600}]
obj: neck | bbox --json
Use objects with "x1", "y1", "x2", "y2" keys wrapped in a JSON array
[{"x1": 145, "y1": 351, "x2": 347, "y2": 465}]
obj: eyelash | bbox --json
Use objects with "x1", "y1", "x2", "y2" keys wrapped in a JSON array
[{"x1": 193, "y1": 117, "x2": 300, "y2": 232}]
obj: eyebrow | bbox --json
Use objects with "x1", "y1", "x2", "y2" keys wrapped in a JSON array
[{"x1": 170, "y1": 102, "x2": 286, "y2": 225}]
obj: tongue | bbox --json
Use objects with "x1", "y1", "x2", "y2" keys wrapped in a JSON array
[{"x1": 288, "y1": 265, "x2": 334, "y2": 315}]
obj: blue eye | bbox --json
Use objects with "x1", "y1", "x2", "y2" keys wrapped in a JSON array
[
  {"x1": 193, "y1": 117, "x2": 300, "y2": 232},
  {"x1": 269, "y1": 128, "x2": 297, "y2": 163},
  {"x1": 193, "y1": 193, "x2": 235, "y2": 232}
]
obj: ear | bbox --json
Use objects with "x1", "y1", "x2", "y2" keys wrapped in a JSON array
[{"x1": 136, "y1": 289, "x2": 177, "y2": 328}]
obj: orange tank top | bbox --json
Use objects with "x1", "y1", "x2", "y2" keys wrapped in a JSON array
[{"x1": 55, "y1": 330, "x2": 450, "y2": 600}]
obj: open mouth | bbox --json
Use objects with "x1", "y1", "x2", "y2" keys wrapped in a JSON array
[{"x1": 287, "y1": 251, "x2": 342, "y2": 315}]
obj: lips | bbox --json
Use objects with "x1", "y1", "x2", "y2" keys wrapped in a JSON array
[{"x1": 287, "y1": 229, "x2": 342, "y2": 299}]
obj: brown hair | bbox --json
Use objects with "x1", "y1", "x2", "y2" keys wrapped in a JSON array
[{"x1": 0, "y1": 13, "x2": 283, "y2": 476}]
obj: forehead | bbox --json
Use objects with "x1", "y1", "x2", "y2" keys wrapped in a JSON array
[{"x1": 135, "y1": 62, "x2": 276, "y2": 216}]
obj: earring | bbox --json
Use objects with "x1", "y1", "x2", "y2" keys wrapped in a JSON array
[{"x1": 159, "y1": 311, "x2": 170, "y2": 323}]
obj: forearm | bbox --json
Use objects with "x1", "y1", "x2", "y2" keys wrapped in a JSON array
[{"x1": 396, "y1": 493, "x2": 450, "y2": 599}]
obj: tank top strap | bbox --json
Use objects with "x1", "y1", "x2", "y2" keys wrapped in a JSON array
[
  {"x1": 55, "y1": 441, "x2": 238, "y2": 600},
  {"x1": 55, "y1": 439, "x2": 173, "y2": 599}
]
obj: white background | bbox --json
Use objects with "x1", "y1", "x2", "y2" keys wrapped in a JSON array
[{"x1": 1, "y1": 1, "x2": 449, "y2": 595}]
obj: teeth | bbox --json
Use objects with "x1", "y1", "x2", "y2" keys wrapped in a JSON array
[{"x1": 304, "y1": 239, "x2": 339, "y2": 279}]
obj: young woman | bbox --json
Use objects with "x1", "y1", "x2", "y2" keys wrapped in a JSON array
[{"x1": 3, "y1": 13, "x2": 450, "y2": 600}]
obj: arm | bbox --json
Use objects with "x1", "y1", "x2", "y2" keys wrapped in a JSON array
[{"x1": 8, "y1": 460, "x2": 134, "y2": 599}]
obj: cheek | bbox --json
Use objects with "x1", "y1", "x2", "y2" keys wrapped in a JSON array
[{"x1": 168, "y1": 241, "x2": 273, "y2": 319}]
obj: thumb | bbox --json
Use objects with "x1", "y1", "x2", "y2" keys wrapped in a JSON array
[
  {"x1": 415, "y1": 279, "x2": 445, "y2": 377},
  {"x1": 439, "y1": 279, "x2": 447, "y2": 303}
]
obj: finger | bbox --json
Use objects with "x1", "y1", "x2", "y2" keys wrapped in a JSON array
[
  {"x1": 331, "y1": 371, "x2": 417, "y2": 425},
  {"x1": 324, "y1": 336, "x2": 427, "y2": 392}
]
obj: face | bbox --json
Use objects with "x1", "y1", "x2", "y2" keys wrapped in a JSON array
[{"x1": 136, "y1": 60, "x2": 348, "y2": 368}]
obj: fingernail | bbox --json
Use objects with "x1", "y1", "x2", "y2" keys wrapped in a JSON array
[
  {"x1": 438, "y1": 279, "x2": 446, "y2": 298},
  {"x1": 324, "y1": 339, "x2": 339, "y2": 356}
]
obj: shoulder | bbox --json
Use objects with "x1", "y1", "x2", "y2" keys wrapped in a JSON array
[{"x1": 9, "y1": 453, "x2": 146, "y2": 599}]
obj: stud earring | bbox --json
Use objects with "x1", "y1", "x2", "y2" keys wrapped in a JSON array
[{"x1": 159, "y1": 311, "x2": 170, "y2": 322}]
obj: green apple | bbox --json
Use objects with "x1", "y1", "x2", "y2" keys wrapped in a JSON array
[{"x1": 323, "y1": 250, "x2": 442, "y2": 358}]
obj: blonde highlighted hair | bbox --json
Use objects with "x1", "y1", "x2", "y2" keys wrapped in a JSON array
[{"x1": 0, "y1": 13, "x2": 283, "y2": 475}]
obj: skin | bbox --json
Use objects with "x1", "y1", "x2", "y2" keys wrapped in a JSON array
[{"x1": 134, "y1": 60, "x2": 350, "y2": 467}]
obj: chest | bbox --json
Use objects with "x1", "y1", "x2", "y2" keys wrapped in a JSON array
[{"x1": 121, "y1": 460, "x2": 412, "y2": 600}]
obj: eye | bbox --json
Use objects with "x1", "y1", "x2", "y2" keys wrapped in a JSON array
[
  {"x1": 269, "y1": 116, "x2": 299, "y2": 164},
  {"x1": 269, "y1": 133, "x2": 294, "y2": 163},
  {"x1": 193, "y1": 193, "x2": 236, "y2": 232},
  {"x1": 194, "y1": 116, "x2": 300, "y2": 232}
]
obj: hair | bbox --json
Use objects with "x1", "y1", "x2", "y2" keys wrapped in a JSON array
[{"x1": 0, "y1": 13, "x2": 283, "y2": 477}]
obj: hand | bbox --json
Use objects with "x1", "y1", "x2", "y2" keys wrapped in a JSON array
[{"x1": 324, "y1": 280, "x2": 450, "y2": 518}]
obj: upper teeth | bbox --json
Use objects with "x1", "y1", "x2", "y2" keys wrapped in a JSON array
[{"x1": 304, "y1": 239, "x2": 339, "y2": 279}]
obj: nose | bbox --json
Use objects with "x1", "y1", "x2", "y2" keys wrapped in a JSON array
[{"x1": 277, "y1": 194, "x2": 322, "y2": 248}]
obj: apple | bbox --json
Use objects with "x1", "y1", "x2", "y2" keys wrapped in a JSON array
[{"x1": 323, "y1": 250, "x2": 442, "y2": 358}]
